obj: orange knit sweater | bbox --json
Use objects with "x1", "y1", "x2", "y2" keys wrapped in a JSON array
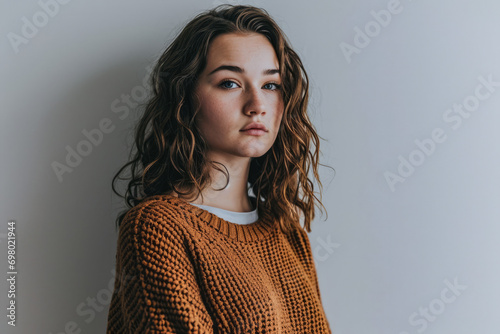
[{"x1": 106, "y1": 194, "x2": 332, "y2": 333}]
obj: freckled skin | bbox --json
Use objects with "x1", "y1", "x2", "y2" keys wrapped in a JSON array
[
  {"x1": 173, "y1": 32, "x2": 284, "y2": 210},
  {"x1": 194, "y1": 32, "x2": 284, "y2": 161}
]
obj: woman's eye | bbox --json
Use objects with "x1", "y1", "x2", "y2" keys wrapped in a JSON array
[
  {"x1": 219, "y1": 80, "x2": 238, "y2": 89},
  {"x1": 263, "y1": 83, "x2": 282, "y2": 90}
]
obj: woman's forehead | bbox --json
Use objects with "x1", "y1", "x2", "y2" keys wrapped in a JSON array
[{"x1": 205, "y1": 33, "x2": 279, "y2": 70}]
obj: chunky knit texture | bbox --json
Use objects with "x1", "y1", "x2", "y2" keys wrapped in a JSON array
[{"x1": 106, "y1": 194, "x2": 332, "y2": 333}]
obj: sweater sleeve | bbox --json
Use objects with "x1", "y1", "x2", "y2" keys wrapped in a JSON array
[
  {"x1": 294, "y1": 224, "x2": 326, "y2": 307},
  {"x1": 108, "y1": 204, "x2": 214, "y2": 334},
  {"x1": 299, "y1": 226, "x2": 334, "y2": 332}
]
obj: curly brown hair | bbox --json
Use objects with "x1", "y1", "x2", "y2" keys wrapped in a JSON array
[{"x1": 111, "y1": 4, "x2": 333, "y2": 234}]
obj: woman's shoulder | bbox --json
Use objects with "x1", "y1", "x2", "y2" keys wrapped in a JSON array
[
  {"x1": 119, "y1": 194, "x2": 196, "y2": 236},
  {"x1": 115, "y1": 195, "x2": 198, "y2": 269}
]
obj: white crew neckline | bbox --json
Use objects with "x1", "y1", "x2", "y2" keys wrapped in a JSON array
[{"x1": 188, "y1": 198, "x2": 259, "y2": 225}]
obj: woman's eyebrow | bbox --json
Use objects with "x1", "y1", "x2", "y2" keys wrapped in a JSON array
[{"x1": 208, "y1": 65, "x2": 279, "y2": 76}]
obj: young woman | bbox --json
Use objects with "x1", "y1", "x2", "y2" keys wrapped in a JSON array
[{"x1": 107, "y1": 4, "x2": 333, "y2": 333}]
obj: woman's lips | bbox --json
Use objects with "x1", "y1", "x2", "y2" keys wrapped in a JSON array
[{"x1": 240, "y1": 129, "x2": 267, "y2": 135}]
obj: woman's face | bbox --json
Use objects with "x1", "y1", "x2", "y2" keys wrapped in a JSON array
[{"x1": 194, "y1": 32, "x2": 284, "y2": 161}]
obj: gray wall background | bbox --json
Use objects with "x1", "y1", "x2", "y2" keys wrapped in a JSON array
[{"x1": 1, "y1": 0, "x2": 500, "y2": 333}]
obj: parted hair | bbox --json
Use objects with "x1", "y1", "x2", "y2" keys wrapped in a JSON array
[{"x1": 111, "y1": 4, "x2": 332, "y2": 233}]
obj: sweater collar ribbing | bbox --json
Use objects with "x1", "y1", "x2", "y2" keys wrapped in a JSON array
[{"x1": 151, "y1": 194, "x2": 277, "y2": 243}]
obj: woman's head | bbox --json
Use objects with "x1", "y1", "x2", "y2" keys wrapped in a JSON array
[
  {"x1": 194, "y1": 31, "x2": 284, "y2": 164},
  {"x1": 112, "y1": 4, "x2": 329, "y2": 233}
]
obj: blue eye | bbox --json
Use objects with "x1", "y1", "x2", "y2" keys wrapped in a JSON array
[
  {"x1": 263, "y1": 83, "x2": 281, "y2": 90},
  {"x1": 219, "y1": 80, "x2": 238, "y2": 89}
]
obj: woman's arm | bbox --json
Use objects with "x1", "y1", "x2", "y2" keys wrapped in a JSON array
[{"x1": 107, "y1": 204, "x2": 214, "y2": 334}]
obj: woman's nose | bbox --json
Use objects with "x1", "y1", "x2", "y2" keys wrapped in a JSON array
[{"x1": 242, "y1": 87, "x2": 266, "y2": 116}]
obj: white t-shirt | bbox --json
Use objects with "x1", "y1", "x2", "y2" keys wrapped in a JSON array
[{"x1": 189, "y1": 197, "x2": 258, "y2": 225}]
